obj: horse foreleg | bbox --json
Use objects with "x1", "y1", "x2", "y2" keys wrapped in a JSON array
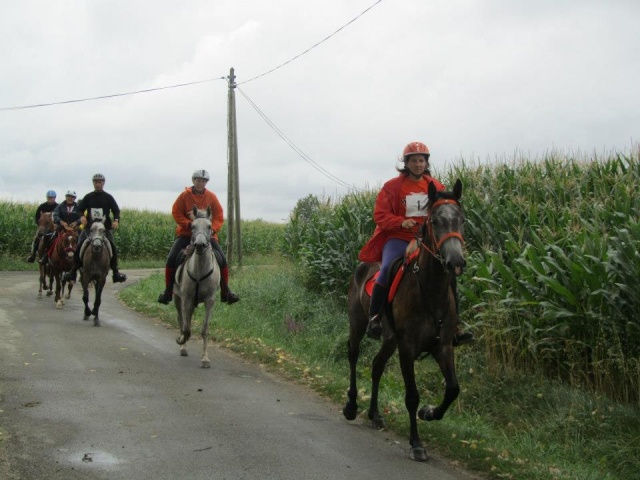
[
  {"x1": 92, "y1": 280, "x2": 104, "y2": 326},
  {"x1": 200, "y1": 301, "x2": 215, "y2": 368},
  {"x1": 368, "y1": 337, "x2": 397, "y2": 429},
  {"x1": 175, "y1": 300, "x2": 191, "y2": 356},
  {"x1": 82, "y1": 285, "x2": 92, "y2": 320},
  {"x1": 398, "y1": 347, "x2": 427, "y2": 462},
  {"x1": 418, "y1": 346, "x2": 459, "y2": 422},
  {"x1": 54, "y1": 275, "x2": 64, "y2": 308}
]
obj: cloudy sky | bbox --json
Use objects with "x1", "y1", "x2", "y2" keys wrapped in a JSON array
[{"x1": 1, "y1": 0, "x2": 638, "y2": 223}]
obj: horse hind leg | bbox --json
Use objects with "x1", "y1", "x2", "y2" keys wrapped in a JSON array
[
  {"x1": 368, "y1": 337, "x2": 397, "y2": 430},
  {"x1": 343, "y1": 331, "x2": 362, "y2": 421}
]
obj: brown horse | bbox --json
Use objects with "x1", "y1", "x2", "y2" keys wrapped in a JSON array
[
  {"x1": 80, "y1": 221, "x2": 112, "y2": 326},
  {"x1": 343, "y1": 179, "x2": 466, "y2": 462},
  {"x1": 48, "y1": 227, "x2": 78, "y2": 308},
  {"x1": 36, "y1": 213, "x2": 55, "y2": 299}
]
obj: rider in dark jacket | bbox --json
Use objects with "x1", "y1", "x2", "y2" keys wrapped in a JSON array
[
  {"x1": 26, "y1": 190, "x2": 58, "y2": 263},
  {"x1": 64, "y1": 173, "x2": 127, "y2": 283}
]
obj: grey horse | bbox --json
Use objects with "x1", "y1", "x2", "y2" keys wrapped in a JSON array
[
  {"x1": 81, "y1": 220, "x2": 112, "y2": 326},
  {"x1": 174, "y1": 206, "x2": 221, "y2": 368}
]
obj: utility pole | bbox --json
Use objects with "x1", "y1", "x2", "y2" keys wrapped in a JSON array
[{"x1": 226, "y1": 67, "x2": 242, "y2": 266}]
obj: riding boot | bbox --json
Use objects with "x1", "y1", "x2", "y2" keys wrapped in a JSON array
[
  {"x1": 157, "y1": 267, "x2": 177, "y2": 304},
  {"x1": 219, "y1": 266, "x2": 239, "y2": 304},
  {"x1": 366, "y1": 282, "x2": 388, "y2": 340},
  {"x1": 26, "y1": 237, "x2": 38, "y2": 263},
  {"x1": 110, "y1": 248, "x2": 127, "y2": 283},
  {"x1": 451, "y1": 277, "x2": 474, "y2": 346}
]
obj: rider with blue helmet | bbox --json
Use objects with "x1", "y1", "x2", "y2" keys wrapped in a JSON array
[{"x1": 26, "y1": 190, "x2": 59, "y2": 263}]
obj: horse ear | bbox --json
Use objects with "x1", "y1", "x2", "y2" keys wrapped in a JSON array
[
  {"x1": 453, "y1": 178, "x2": 463, "y2": 200},
  {"x1": 207, "y1": 205, "x2": 212, "y2": 218},
  {"x1": 192, "y1": 205, "x2": 198, "y2": 217},
  {"x1": 428, "y1": 181, "x2": 437, "y2": 203}
]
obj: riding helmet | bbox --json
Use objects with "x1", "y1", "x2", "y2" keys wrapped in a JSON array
[
  {"x1": 92, "y1": 173, "x2": 106, "y2": 181},
  {"x1": 402, "y1": 142, "x2": 430, "y2": 162},
  {"x1": 46, "y1": 190, "x2": 57, "y2": 198},
  {"x1": 65, "y1": 190, "x2": 77, "y2": 198},
  {"x1": 192, "y1": 169, "x2": 210, "y2": 181}
]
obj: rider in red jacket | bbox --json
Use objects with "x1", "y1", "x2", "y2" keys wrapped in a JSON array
[{"x1": 359, "y1": 141, "x2": 473, "y2": 346}]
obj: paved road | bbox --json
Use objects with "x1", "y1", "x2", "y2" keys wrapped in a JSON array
[{"x1": 0, "y1": 271, "x2": 479, "y2": 480}]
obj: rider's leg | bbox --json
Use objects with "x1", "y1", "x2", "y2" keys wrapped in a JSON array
[
  {"x1": 26, "y1": 235, "x2": 39, "y2": 262},
  {"x1": 157, "y1": 237, "x2": 188, "y2": 304},
  {"x1": 451, "y1": 276, "x2": 474, "y2": 346},
  {"x1": 365, "y1": 239, "x2": 406, "y2": 339},
  {"x1": 211, "y1": 240, "x2": 239, "y2": 304}
]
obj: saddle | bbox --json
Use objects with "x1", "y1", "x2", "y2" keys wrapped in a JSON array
[{"x1": 364, "y1": 239, "x2": 421, "y2": 303}]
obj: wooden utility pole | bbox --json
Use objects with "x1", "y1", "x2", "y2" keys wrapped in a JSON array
[{"x1": 226, "y1": 67, "x2": 242, "y2": 266}]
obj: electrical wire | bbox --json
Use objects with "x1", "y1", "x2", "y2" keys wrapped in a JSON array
[
  {"x1": 0, "y1": 0, "x2": 383, "y2": 111},
  {"x1": 238, "y1": 0, "x2": 383, "y2": 85},
  {"x1": 0, "y1": 77, "x2": 225, "y2": 112},
  {"x1": 237, "y1": 86, "x2": 355, "y2": 191}
]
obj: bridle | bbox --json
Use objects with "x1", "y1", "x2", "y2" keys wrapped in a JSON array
[{"x1": 415, "y1": 198, "x2": 464, "y2": 262}]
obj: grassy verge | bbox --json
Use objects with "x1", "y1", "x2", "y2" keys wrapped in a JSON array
[{"x1": 117, "y1": 258, "x2": 639, "y2": 480}]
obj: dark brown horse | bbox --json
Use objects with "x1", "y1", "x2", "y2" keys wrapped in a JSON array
[
  {"x1": 80, "y1": 221, "x2": 111, "y2": 326},
  {"x1": 36, "y1": 212, "x2": 55, "y2": 299},
  {"x1": 343, "y1": 179, "x2": 466, "y2": 462},
  {"x1": 48, "y1": 227, "x2": 78, "y2": 308}
]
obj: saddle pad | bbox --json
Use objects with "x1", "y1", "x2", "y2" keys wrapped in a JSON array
[{"x1": 363, "y1": 244, "x2": 421, "y2": 303}]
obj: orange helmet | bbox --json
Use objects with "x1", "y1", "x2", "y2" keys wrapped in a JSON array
[{"x1": 402, "y1": 141, "x2": 430, "y2": 160}]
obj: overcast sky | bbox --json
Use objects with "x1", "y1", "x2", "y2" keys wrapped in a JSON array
[{"x1": 1, "y1": 0, "x2": 638, "y2": 223}]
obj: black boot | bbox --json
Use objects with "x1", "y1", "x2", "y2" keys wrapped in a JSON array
[
  {"x1": 157, "y1": 267, "x2": 176, "y2": 304},
  {"x1": 110, "y1": 247, "x2": 127, "y2": 283},
  {"x1": 26, "y1": 238, "x2": 38, "y2": 263},
  {"x1": 220, "y1": 266, "x2": 239, "y2": 304},
  {"x1": 451, "y1": 277, "x2": 474, "y2": 346},
  {"x1": 366, "y1": 283, "x2": 388, "y2": 340}
]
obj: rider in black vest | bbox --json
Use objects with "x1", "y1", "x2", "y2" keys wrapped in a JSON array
[{"x1": 64, "y1": 173, "x2": 127, "y2": 283}]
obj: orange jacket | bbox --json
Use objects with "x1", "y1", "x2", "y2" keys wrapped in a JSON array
[
  {"x1": 172, "y1": 187, "x2": 224, "y2": 240},
  {"x1": 358, "y1": 173, "x2": 445, "y2": 262}
]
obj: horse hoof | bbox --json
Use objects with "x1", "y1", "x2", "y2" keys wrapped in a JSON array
[
  {"x1": 180, "y1": 350, "x2": 188, "y2": 357},
  {"x1": 38, "y1": 294, "x2": 43, "y2": 299},
  {"x1": 418, "y1": 405, "x2": 438, "y2": 422},
  {"x1": 47, "y1": 291, "x2": 53, "y2": 297},
  {"x1": 409, "y1": 446, "x2": 428, "y2": 462},
  {"x1": 201, "y1": 361, "x2": 211, "y2": 368},
  {"x1": 55, "y1": 302, "x2": 63, "y2": 309},
  {"x1": 94, "y1": 320, "x2": 100, "y2": 327},
  {"x1": 343, "y1": 404, "x2": 358, "y2": 421}
]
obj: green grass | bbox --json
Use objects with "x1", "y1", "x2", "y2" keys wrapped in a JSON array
[{"x1": 118, "y1": 257, "x2": 640, "y2": 480}]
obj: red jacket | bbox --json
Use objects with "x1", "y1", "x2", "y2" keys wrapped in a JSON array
[
  {"x1": 172, "y1": 187, "x2": 224, "y2": 240},
  {"x1": 358, "y1": 173, "x2": 445, "y2": 262}
]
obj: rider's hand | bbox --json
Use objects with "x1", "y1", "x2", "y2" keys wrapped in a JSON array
[
  {"x1": 112, "y1": 219, "x2": 119, "y2": 230},
  {"x1": 401, "y1": 219, "x2": 417, "y2": 230},
  {"x1": 80, "y1": 216, "x2": 87, "y2": 226}
]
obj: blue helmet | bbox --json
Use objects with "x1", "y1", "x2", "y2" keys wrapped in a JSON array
[{"x1": 46, "y1": 190, "x2": 57, "y2": 198}]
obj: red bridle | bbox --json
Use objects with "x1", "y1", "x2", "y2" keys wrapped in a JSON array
[{"x1": 418, "y1": 199, "x2": 464, "y2": 258}]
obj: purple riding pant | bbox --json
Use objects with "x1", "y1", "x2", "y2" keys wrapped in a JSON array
[{"x1": 376, "y1": 238, "x2": 409, "y2": 287}]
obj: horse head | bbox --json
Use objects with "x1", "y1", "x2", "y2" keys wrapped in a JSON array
[
  {"x1": 37, "y1": 212, "x2": 55, "y2": 235},
  {"x1": 59, "y1": 230, "x2": 78, "y2": 259},
  {"x1": 89, "y1": 221, "x2": 107, "y2": 253},
  {"x1": 422, "y1": 179, "x2": 466, "y2": 276},
  {"x1": 190, "y1": 206, "x2": 213, "y2": 253}
]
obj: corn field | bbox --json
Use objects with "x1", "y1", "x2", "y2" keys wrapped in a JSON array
[{"x1": 283, "y1": 149, "x2": 640, "y2": 403}]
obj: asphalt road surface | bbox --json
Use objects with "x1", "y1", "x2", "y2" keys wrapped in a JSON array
[{"x1": 0, "y1": 271, "x2": 480, "y2": 480}]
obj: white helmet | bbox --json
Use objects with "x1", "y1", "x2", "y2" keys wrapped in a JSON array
[
  {"x1": 65, "y1": 190, "x2": 77, "y2": 198},
  {"x1": 192, "y1": 169, "x2": 210, "y2": 181}
]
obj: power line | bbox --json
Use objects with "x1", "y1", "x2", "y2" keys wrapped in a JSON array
[
  {"x1": 237, "y1": 86, "x2": 355, "y2": 191},
  {"x1": 0, "y1": 77, "x2": 225, "y2": 111},
  {"x1": 0, "y1": 0, "x2": 383, "y2": 111},
  {"x1": 238, "y1": 0, "x2": 384, "y2": 85}
]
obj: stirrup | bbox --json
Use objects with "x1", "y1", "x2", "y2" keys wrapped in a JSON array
[
  {"x1": 365, "y1": 314, "x2": 382, "y2": 339},
  {"x1": 26, "y1": 253, "x2": 36, "y2": 263}
]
